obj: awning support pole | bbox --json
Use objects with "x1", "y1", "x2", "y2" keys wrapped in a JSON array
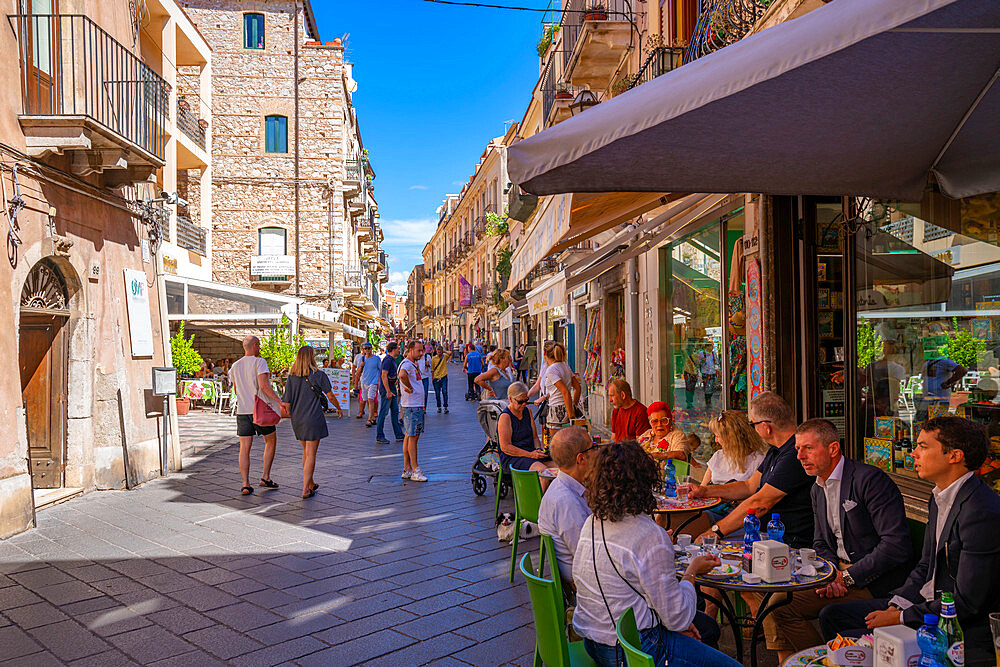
[
  {"x1": 626, "y1": 257, "x2": 641, "y2": 397},
  {"x1": 931, "y1": 63, "x2": 1000, "y2": 171}
]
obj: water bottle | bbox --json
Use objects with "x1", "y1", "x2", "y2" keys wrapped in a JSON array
[
  {"x1": 664, "y1": 459, "x2": 677, "y2": 498},
  {"x1": 742, "y1": 509, "x2": 761, "y2": 572},
  {"x1": 938, "y1": 592, "x2": 964, "y2": 667},
  {"x1": 917, "y1": 614, "x2": 948, "y2": 667},
  {"x1": 766, "y1": 513, "x2": 785, "y2": 543}
]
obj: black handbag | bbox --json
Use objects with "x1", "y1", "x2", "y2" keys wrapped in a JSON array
[{"x1": 304, "y1": 373, "x2": 329, "y2": 410}]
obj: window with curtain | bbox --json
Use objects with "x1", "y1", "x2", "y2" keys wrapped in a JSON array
[
  {"x1": 244, "y1": 13, "x2": 264, "y2": 49},
  {"x1": 264, "y1": 115, "x2": 287, "y2": 153},
  {"x1": 258, "y1": 227, "x2": 286, "y2": 256}
]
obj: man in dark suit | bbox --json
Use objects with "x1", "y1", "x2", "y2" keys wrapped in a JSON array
[
  {"x1": 820, "y1": 416, "x2": 1000, "y2": 666},
  {"x1": 763, "y1": 419, "x2": 912, "y2": 661}
]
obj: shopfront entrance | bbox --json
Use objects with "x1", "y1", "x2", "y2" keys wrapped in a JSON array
[{"x1": 18, "y1": 259, "x2": 70, "y2": 490}]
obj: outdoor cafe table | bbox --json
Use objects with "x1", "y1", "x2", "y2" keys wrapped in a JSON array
[
  {"x1": 179, "y1": 379, "x2": 221, "y2": 405},
  {"x1": 781, "y1": 644, "x2": 834, "y2": 667},
  {"x1": 653, "y1": 495, "x2": 722, "y2": 532},
  {"x1": 674, "y1": 541, "x2": 836, "y2": 667}
]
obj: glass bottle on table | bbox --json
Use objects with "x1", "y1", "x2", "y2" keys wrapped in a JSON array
[{"x1": 939, "y1": 592, "x2": 964, "y2": 667}]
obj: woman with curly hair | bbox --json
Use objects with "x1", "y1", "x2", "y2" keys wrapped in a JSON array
[{"x1": 572, "y1": 441, "x2": 740, "y2": 667}]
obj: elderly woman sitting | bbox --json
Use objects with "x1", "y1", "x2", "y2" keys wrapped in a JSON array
[
  {"x1": 498, "y1": 381, "x2": 557, "y2": 487},
  {"x1": 638, "y1": 401, "x2": 697, "y2": 465}
]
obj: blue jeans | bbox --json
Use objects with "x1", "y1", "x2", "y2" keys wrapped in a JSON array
[
  {"x1": 422, "y1": 377, "x2": 430, "y2": 407},
  {"x1": 377, "y1": 389, "x2": 403, "y2": 440},
  {"x1": 433, "y1": 377, "x2": 448, "y2": 408},
  {"x1": 583, "y1": 614, "x2": 738, "y2": 667}
]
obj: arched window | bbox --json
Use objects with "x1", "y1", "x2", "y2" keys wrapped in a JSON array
[
  {"x1": 264, "y1": 115, "x2": 287, "y2": 153},
  {"x1": 244, "y1": 13, "x2": 265, "y2": 50}
]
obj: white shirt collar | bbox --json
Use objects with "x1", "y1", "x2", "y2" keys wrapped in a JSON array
[
  {"x1": 815, "y1": 455, "x2": 845, "y2": 489},
  {"x1": 558, "y1": 470, "x2": 586, "y2": 496},
  {"x1": 932, "y1": 470, "x2": 975, "y2": 504}
]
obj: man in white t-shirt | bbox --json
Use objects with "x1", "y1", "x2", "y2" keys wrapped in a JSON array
[
  {"x1": 398, "y1": 340, "x2": 427, "y2": 482},
  {"x1": 229, "y1": 335, "x2": 284, "y2": 495},
  {"x1": 416, "y1": 346, "x2": 432, "y2": 409}
]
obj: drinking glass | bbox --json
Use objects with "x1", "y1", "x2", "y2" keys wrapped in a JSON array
[
  {"x1": 989, "y1": 612, "x2": 1000, "y2": 666},
  {"x1": 677, "y1": 477, "x2": 690, "y2": 503},
  {"x1": 702, "y1": 533, "x2": 718, "y2": 556},
  {"x1": 676, "y1": 534, "x2": 692, "y2": 549}
]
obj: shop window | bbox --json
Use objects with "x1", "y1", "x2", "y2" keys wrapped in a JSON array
[
  {"x1": 244, "y1": 13, "x2": 265, "y2": 50},
  {"x1": 850, "y1": 193, "x2": 1000, "y2": 495},
  {"x1": 264, "y1": 115, "x2": 287, "y2": 153}
]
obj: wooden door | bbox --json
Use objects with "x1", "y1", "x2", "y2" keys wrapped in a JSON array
[
  {"x1": 20, "y1": 0, "x2": 60, "y2": 115},
  {"x1": 19, "y1": 314, "x2": 67, "y2": 489}
]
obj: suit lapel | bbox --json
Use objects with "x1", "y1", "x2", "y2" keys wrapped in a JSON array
[
  {"x1": 838, "y1": 459, "x2": 853, "y2": 541},
  {"x1": 935, "y1": 476, "x2": 977, "y2": 557}
]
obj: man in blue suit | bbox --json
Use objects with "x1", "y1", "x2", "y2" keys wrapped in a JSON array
[
  {"x1": 763, "y1": 419, "x2": 912, "y2": 661},
  {"x1": 820, "y1": 417, "x2": 1000, "y2": 666}
]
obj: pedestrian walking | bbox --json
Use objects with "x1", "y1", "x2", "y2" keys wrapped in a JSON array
[
  {"x1": 417, "y1": 344, "x2": 432, "y2": 409},
  {"x1": 352, "y1": 345, "x2": 366, "y2": 420},
  {"x1": 700, "y1": 343, "x2": 719, "y2": 408},
  {"x1": 376, "y1": 342, "x2": 404, "y2": 444},
  {"x1": 513, "y1": 344, "x2": 525, "y2": 383},
  {"x1": 356, "y1": 342, "x2": 381, "y2": 426},
  {"x1": 398, "y1": 340, "x2": 428, "y2": 482},
  {"x1": 463, "y1": 343, "x2": 483, "y2": 401},
  {"x1": 229, "y1": 335, "x2": 283, "y2": 496},
  {"x1": 281, "y1": 346, "x2": 343, "y2": 499},
  {"x1": 431, "y1": 345, "x2": 449, "y2": 413}
]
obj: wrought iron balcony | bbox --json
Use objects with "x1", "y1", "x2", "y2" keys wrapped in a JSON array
[
  {"x1": 175, "y1": 214, "x2": 207, "y2": 256},
  {"x1": 10, "y1": 13, "x2": 168, "y2": 183},
  {"x1": 344, "y1": 157, "x2": 363, "y2": 195},
  {"x1": 629, "y1": 47, "x2": 685, "y2": 90},
  {"x1": 176, "y1": 99, "x2": 206, "y2": 150},
  {"x1": 559, "y1": 0, "x2": 635, "y2": 91},
  {"x1": 685, "y1": 0, "x2": 771, "y2": 64}
]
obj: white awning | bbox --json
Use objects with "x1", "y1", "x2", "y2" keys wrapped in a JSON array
[
  {"x1": 527, "y1": 272, "x2": 568, "y2": 316},
  {"x1": 164, "y1": 275, "x2": 301, "y2": 323}
]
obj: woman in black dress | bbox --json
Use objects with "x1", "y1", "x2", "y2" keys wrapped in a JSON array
[{"x1": 281, "y1": 346, "x2": 343, "y2": 498}]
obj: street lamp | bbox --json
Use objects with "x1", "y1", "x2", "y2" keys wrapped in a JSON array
[{"x1": 570, "y1": 89, "x2": 599, "y2": 116}]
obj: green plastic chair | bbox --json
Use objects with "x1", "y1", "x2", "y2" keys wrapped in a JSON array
[
  {"x1": 617, "y1": 607, "x2": 655, "y2": 667},
  {"x1": 538, "y1": 533, "x2": 565, "y2": 613},
  {"x1": 494, "y1": 466, "x2": 509, "y2": 520},
  {"x1": 673, "y1": 459, "x2": 690, "y2": 479},
  {"x1": 520, "y1": 553, "x2": 598, "y2": 667},
  {"x1": 510, "y1": 467, "x2": 543, "y2": 582}
]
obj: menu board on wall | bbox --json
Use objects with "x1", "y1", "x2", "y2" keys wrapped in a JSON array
[{"x1": 321, "y1": 367, "x2": 351, "y2": 417}]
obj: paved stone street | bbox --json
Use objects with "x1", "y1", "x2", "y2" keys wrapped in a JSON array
[{"x1": 0, "y1": 372, "x2": 536, "y2": 666}]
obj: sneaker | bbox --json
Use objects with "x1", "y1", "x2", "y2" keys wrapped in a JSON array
[
  {"x1": 376, "y1": 438, "x2": 390, "y2": 444},
  {"x1": 409, "y1": 469, "x2": 428, "y2": 482},
  {"x1": 444, "y1": 408, "x2": 449, "y2": 414},
  {"x1": 395, "y1": 437, "x2": 404, "y2": 443},
  {"x1": 437, "y1": 407, "x2": 441, "y2": 413},
  {"x1": 401, "y1": 470, "x2": 412, "y2": 480}
]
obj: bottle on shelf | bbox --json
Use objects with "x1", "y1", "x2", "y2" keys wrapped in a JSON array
[
  {"x1": 938, "y1": 592, "x2": 964, "y2": 667},
  {"x1": 766, "y1": 513, "x2": 785, "y2": 543},
  {"x1": 664, "y1": 459, "x2": 677, "y2": 498},
  {"x1": 917, "y1": 614, "x2": 948, "y2": 667},
  {"x1": 742, "y1": 509, "x2": 761, "y2": 572}
]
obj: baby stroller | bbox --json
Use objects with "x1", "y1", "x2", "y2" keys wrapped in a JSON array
[{"x1": 471, "y1": 399, "x2": 511, "y2": 508}]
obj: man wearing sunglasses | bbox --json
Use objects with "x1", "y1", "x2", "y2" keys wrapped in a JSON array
[{"x1": 539, "y1": 427, "x2": 602, "y2": 583}]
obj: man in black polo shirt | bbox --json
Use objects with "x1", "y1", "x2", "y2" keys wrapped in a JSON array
[{"x1": 693, "y1": 391, "x2": 814, "y2": 547}]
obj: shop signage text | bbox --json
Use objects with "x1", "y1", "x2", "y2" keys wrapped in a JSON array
[
  {"x1": 123, "y1": 269, "x2": 154, "y2": 357},
  {"x1": 251, "y1": 254, "x2": 296, "y2": 276},
  {"x1": 162, "y1": 255, "x2": 178, "y2": 275}
]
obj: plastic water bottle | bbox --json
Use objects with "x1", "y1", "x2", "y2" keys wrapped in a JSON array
[
  {"x1": 742, "y1": 509, "x2": 761, "y2": 572},
  {"x1": 917, "y1": 614, "x2": 948, "y2": 667},
  {"x1": 938, "y1": 593, "x2": 964, "y2": 667},
  {"x1": 664, "y1": 459, "x2": 677, "y2": 498},
  {"x1": 766, "y1": 513, "x2": 785, "y2": 543}
]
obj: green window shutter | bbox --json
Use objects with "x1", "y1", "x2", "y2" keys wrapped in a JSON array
[
  {"x1": 244, "y1": 14, "x2": 264, "y2": 49},
  {"x1": 265, "y1": 115, "x2": 287, "y2": 153}
]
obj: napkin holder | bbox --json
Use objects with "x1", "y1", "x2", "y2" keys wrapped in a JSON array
[
  {"x1": 873, "y1": 626, "x2": 919, "y2": 667},
  {"x1": 828, "y1": 645, "x2": 872, "y2": 667},
  {"x1": 751, "y1": 540, "x2": 791, "y2": 583}
]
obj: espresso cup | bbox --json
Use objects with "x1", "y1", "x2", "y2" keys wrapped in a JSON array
[
  {"x1": 799, "y1": 548, "x2": 816, "y2": 564},
  {"x1": 676, "y1": 534, "x2": 692, "y2": 549}
]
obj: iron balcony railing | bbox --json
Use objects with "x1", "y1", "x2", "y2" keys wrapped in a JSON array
[
  {"x1": 10, "y1": 14, "x2": 168, "y2": 161},
  {"x1": 175, "y1": 214, "x2": 207, "y2": 256},
  {"x1": 176, "y1": 99, "x2": 206, "y2": 150},
  {"x1": 559, "y1": 0, "x2": 634, "y2": 74},
  {"x1": 629, "y1": 47, "x2": 685, "y2": 90},
  {"x1": 345, "y1": 157, "x2": 363, "y2": 183},
  {"x1": 685, "y1": 0, "x2": 771, "y2": 64},
  {"x1": 344, "y1": 266, "x2": 363, "y2": 288}
]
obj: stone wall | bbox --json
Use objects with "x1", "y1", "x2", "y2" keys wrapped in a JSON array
[{"x1": 182, "y1": 0, "x2": 351, "y2": 309}]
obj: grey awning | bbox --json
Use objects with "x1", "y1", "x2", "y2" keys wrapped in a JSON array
[{"x1": 508, "y1": 0, "x2": 1000, "y2": 201}]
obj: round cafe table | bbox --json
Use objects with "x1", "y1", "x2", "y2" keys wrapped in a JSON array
[
  {"x1": 674, "y1": 541, "x2": 836, "y2": 667},
  {"x1": 652, "y1": 494, "x2": 722, "y2": 533},
  {"x1": 781, "y1": 645, "x2": 829, "y2": 667}
]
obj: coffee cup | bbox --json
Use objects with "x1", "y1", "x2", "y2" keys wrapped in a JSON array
[
  {"x1": 676, "y1": 534, "x2": 692, "y2": 549},
  {"x1": 685, "y1": 545, "x2": 700, "y2": 559},
  {"x1": 799, "y1": 548, "x2": 816, "y2": 565}
]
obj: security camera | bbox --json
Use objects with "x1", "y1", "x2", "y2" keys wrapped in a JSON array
[{"x1": 159, "y1": 191, "x2": 189, "y2": 208}]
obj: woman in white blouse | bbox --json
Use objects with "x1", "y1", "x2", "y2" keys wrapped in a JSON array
[
  {"x1": 703, "y1": 410, "x2": 770, "y2": 485},
  {"x1": 572, "y1": 441, "x2": 741, "y2": 667}
]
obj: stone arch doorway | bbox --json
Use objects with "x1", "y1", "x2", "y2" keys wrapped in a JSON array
[{"x1": 19, "y1": 258, "x2": 71, "y2": 489}]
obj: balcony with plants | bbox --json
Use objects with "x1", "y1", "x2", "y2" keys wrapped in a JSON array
[{"x1": 559, "y1": 0, "x2": 637, "y2": 92}]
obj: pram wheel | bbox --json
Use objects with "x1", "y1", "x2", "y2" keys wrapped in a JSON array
[
  {"x1": 472, "y1": 474, "x2": 487, "y2": 496},
  {"x1": 496, "y1": 479, "x2": 510, "y2": 499}
]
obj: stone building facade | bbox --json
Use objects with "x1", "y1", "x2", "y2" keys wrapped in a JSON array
[{"x1": 178, "y1": 0, "x2": 385, "y2": 344}]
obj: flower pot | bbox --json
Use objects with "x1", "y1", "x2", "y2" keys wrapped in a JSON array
[
  {"x1": 175, "y1": 397, "x2": 191, "y2": 415},
  {"x1": 178, "y1": 98, "x2": 190, "y2": 111},
  {"x1": 198, "y1": 118, "x2": 209, "y2": 130},
  {"x1": 555, "y1": 91, "x2": 573, "y2": 100},
  {"x1": 585, "y1": 11, "x2": 608, "y2": 20}
]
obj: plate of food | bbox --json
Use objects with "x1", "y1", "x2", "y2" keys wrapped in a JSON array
[{"x1": 702, "y1": 563, "x2": 741, "y2": 578}]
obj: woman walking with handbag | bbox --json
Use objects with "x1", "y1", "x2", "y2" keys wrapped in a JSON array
[{"x1": 281, "y1": 346, "x2": 343, "y2": 499}]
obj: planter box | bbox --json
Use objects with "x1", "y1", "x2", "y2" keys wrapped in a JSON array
[{"x1": 175, "y1": 397, "x2": 191, "y2": 415}]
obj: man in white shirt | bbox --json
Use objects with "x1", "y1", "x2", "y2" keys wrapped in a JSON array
[
  {"x1": 398, "y1": 340, "x2": 427, "y2": 482},
  {"x1": 538, "y1": 427, "x2": 596, "y2": 582},
  {"x1": 229, "y1": 336, "x2": 284, "y2": 495}
]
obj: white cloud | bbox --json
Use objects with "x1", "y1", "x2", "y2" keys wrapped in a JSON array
[
  {"x1": 378, "y1": 218, "x2": 436, "y2": 291},
  {"x1": 408, "y1": 184, "x2": 428, "y2": 190}
]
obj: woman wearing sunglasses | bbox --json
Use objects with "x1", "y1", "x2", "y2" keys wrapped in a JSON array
[
  {"x1": 498, "y1": 382, "x2": 557, "y2": 486},
  {"x1": 638, "y1": 402, "x2": 692, "y2": 465}
]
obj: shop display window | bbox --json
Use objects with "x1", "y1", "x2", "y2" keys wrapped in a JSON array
[{"x1": 851, "y1": 194, "x2": 1000, "y2": 495}]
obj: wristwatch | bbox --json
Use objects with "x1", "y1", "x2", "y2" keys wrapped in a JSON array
[
  {"x1": 710, "y1": 524, "x2": 723, "y2": 537},
  {"x1": 842, "y1": 570, "x2": 855, "y2": 588}
]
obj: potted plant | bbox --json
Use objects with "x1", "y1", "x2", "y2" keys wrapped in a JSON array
[
  {"x1": 585, "y1": 3, "x2": 608, "y2": 20},
  {"x1": 197, "y1": 118, "x2": 209, "y2": 130},
  {"x1": 555, "y1": 86, "x2": 574, "y2": 100},
  {"x1": 178, "y1": 95, "x2": 191, "y2": 111},
  {"x1": 170, "y1": 321, "x2": 203, "y2": 415},
  {"x1": 536, "y1": 23, "x2": 559, "y2": 58}
]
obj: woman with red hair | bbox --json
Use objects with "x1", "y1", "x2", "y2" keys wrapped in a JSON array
[{"x1": 638, "y1": 402, "x2": 692, "y2": 463}]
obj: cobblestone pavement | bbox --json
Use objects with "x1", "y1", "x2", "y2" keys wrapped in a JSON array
[{"x1": 0, "y1": 371, "x2": 537, "y2": 666}]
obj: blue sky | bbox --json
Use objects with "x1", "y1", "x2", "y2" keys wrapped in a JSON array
[{"x1": 311, "y1": 0, "x2": 548, "y2": 293}]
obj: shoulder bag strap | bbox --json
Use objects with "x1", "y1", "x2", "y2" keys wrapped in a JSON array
[
  {"x1": 303, "y1": 373, "x2": 328, "y2": 406},
  {"x1": 600, "y1": 519, "x2": 661, "y2": 628}
]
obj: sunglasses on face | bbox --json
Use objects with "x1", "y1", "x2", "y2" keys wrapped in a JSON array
[
  {"x1": 579, "y1": 442, "x2": 607, "y2": 455},
  {"x1": 749, "y1": 419, "x2": 772, "y2": 427},
  {"x1": 513, "y1": 396, "x2": 529, "y2": 405}
]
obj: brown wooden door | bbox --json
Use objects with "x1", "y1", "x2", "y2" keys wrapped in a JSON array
[
  {"x1": 19, "y1": 313, "x2": 67, "y2": 489},
  {"x1": 20, "y1": 0, "x2": 60, "y2": 115}
]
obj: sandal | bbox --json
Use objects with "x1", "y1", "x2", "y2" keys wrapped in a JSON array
[
  {"x1": 366, "y1": 420, "x2": 376, "y2": 427},
  {"x1": 259, "y1": 478, "x2": 278, "y2": 489},
  {"x1": 302, "y1": 488, "x2": 315, "y2": 499},
  {"x1": 241, "y1": 486, "x2": 254, "y2": 496},
  {"x1": 309, "y1": 483, "x2": 319, "y2": 492}
]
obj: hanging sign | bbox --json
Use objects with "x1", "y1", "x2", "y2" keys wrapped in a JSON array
[
  {"x1": 123, "y1": 269, "x2": 154, "y2": 358},
  {"x1": 459, "y1": 276, "x2": 472, "y2": 307},
  {"x1": 746, "y1": 258, "x2": 764, "y2": 400}
]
